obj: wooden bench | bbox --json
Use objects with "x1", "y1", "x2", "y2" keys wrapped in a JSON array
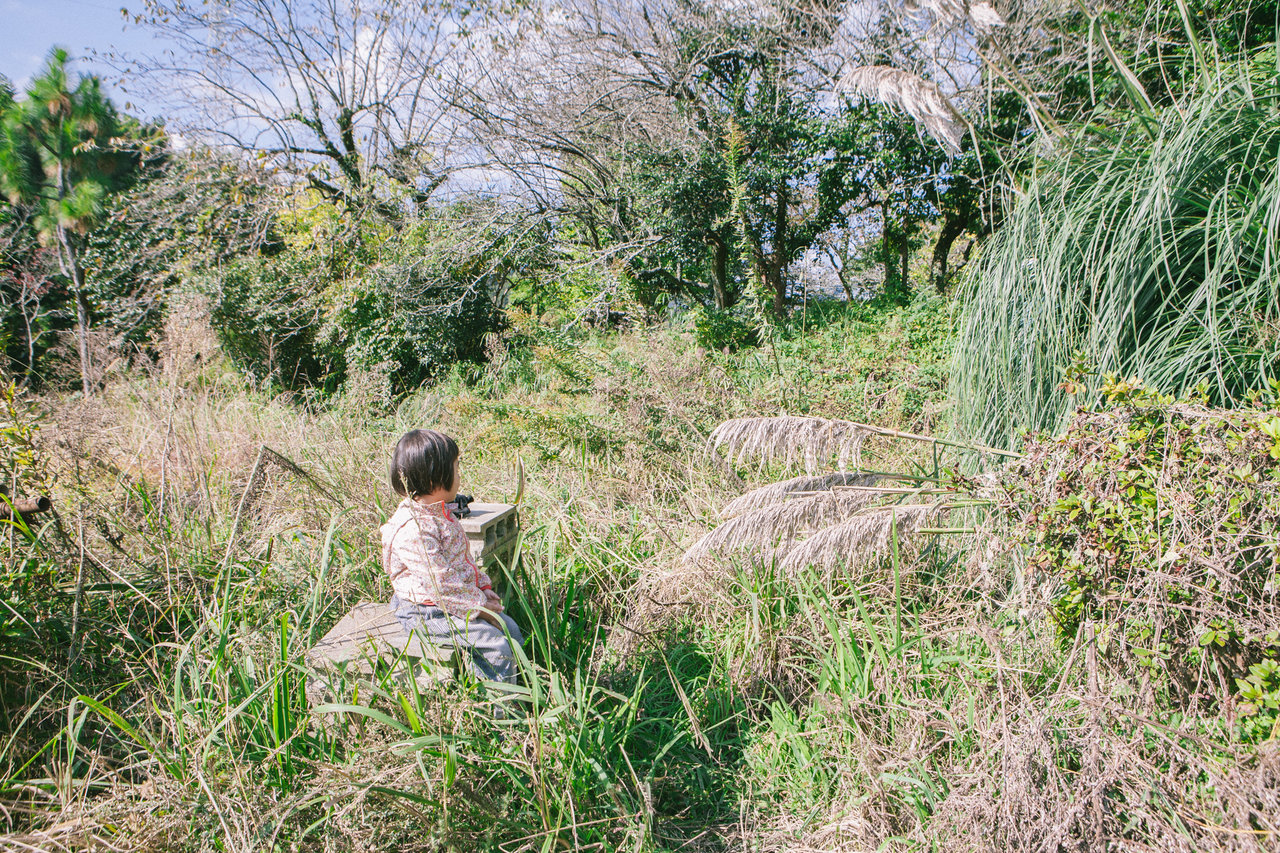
[
  {"x1": 305, "y1": 502, "x2": 519, "y2": 703},
  {"x1": 304, "y1": 603, "x2": 456, "y2": 703}
]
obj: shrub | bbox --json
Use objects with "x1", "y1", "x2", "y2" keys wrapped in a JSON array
[
  {"x1": 0, "y1": 384, "x2": 58, "y2": 666},
  {"x1": 201, "y1": 254, "x2": 338, "y2": 393},
  {"x1": 692, "y1": 305, "x2": 759, "y2": 352},
  {"x1": 201, "y1": 203, "x2": 544, "y2": 400},
  {"x1": 1003, "y1": 378, "x2": 1280, "y2": 739}
]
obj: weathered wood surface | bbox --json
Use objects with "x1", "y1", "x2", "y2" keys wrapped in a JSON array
[
  {"x1": 307, "y1": 602, "x2": 456, "y2": 669},
  {"x1": 305, "y1": 602, "x2": 455, "y2": 703}
]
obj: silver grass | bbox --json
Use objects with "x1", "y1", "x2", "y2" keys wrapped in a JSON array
[
  {"x1": 951, "y1": 71, "x2": 1280, "y2": 449},
  {"x1": 683, "y1": 488, "x2": 893, "y2": 565},
  {"x1": 837, "y1": 66, "x2": 966, "y2": 156},
  {"x1": 906, "y1": 0, "x2": 1005, "y2": 30},
  {"x1": 708, "y1": 416, "x2": 870, "y2": 474},
  {"x1": 967, "y1": 1, "x2": 1005, "y2": 31},
  {"x1": 779, "y1": 503, "x2": 942, "y2": 574},
  {"x1": 719, "y1": 472, "x2": 881, "y2": 518}
]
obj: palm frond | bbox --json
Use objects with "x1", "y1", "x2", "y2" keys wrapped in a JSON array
[
  {"x1": 719, "y1": 472, "x2": 881, "y2": 518},
  {"x1": 779, "y1": 503, "x2": 943, "y2": 574},
  {"x1": 837, "y1": 66, "x2": 966, "y2": 156}
]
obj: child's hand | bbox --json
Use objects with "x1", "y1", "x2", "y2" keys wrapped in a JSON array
[
  {"x1": 484, "y1": 590, "x2": 504, "y2": 612},
  {"x1": 475, "y1": 607, "x2": 505, "y2": 630}
]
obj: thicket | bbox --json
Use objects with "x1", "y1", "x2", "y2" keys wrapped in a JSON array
[
  {"x1": 0, "y1": 298, "x2": 964, "y2": 850},
  {"x1": 3, "y1": 0, "x2": 1280, "y2": 850}
]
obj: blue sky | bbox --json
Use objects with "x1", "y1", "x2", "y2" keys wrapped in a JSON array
[{"x1": 3, "y1": 0, "x2": 169, "y2": 115}]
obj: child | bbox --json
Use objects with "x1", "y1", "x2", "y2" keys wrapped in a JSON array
[{"x1": 381, "y1": 429, "x2": 523, "y2": 685}]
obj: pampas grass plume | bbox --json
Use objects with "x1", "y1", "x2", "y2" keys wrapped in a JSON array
[
  {"x1": 838, "y1": 66, "x2": 967, "y2": 156},
  {"x1": 719, "y1": 472, "x2": 881, "y2": 518}
]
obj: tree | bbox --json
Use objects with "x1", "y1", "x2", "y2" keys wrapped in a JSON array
[
  {"x1": 79, "y1": 146, "x2": 282, "y2": 356},
  {"x1": 0, "y1": 50, "x2": 149, "y2": 394},
  {"x1": 451, "y1": 1, "x2": 994, "y2": 314},
  {"x1": 454, "y1": 1, "x2": 886, "y2": 315},
  {"x1": 0, "y1": 200, "x2": 63, "y2": 379},
  {"x1": 124, "y1": 0, "x2": 472, "y2": 219}
]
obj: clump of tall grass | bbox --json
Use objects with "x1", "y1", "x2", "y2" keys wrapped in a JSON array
[{"x1": 951, "y1": 62, "x2": 1280, "y2": 449}]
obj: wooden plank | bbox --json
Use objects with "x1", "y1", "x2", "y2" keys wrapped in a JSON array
[
  {"x1": 305, "y1": 602, "x2": 458, "y2": 704},
  {"x1": 307, "y1": 602, "x2": 456, "y2": 670}
]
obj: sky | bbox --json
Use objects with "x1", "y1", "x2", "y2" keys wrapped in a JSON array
[{"x1": 2, "y1": 0, "x2": 169, "y2": 115}]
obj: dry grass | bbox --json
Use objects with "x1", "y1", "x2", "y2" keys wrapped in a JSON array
[
  {"x1": 778, "y1": 501, "x2": 943, "y2": 574},
  {"x1": 837, "y1": 66, "x2": 967, "y2": 156},
  {"x1": 718, "y1": 472, "x2": 880, "y2": 518},
  {"x1": 709, "y1": 416, "x2": 871, "y2": 473},
  {"x1": 684, "y1": 485, "x2": 893, "y2": 566},
  {"x1": 10, "y1": 307, "x2": 1277, "y2": 852}
]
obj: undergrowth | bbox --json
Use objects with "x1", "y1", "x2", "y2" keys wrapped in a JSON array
[{"x1": 1, "y1": 296, "x2": 1276, "y2": 851}]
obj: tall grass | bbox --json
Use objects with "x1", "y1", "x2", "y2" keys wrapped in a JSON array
[
  {"x1": 0, "y1": 300, "x2": 961, "y2": 849},
  {"x1": 17, "y1": 299, "x2": 1274, "y2": 851},
  {"x1": 951, "y1": 61, "x2": 1280, "y2": 448}
]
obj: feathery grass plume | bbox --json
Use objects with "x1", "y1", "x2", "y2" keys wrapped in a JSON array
[
  {"x1": 684, "y1": 488, "x2": 896, "y2": 566},
  {"x1": 907, "y1": 0, "x2": 1004, "y2": 30},
  {"x1": 838, "y1": 66, "x2": 966, "y2": 156},
  {"x1": 966, "y1": 1, "x2": 1004, "y2": 31},
  {"x1": 719, "y1": 472, "x2": 881, "y2": 518},
  {"x1": 708, "y1": 416, "x2": 871, "y2": 474},
  {"x1": 779, "y1": 502, "x2": 943, "y2": 574}
]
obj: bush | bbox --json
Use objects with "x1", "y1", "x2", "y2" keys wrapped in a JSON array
[
  {"x1": 1003, "y1": 378, "x2": 1280, "y2": 739},
  {"x1": 201, "y1": 254, "x2": 338, "y2": 393},
  {"x1": 692, "y1": 305, "x2": 758, "y2": 352},
  {"x1": 201, "y1": 203, "x2": 547, "y2": 401},
  {"x1": 0, "y1": 384, "x2": 59, "y2": 674}
]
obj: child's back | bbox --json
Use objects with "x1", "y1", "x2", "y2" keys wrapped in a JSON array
[{"x1": 381, "y1": 429, "x2": 523, "y2": 686}]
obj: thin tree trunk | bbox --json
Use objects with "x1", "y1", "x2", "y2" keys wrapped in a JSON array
[
  {"x1": 931, "y1": 214, "x2": 966, "y2": 293},
  {"x1": 704, "y1": 233, "x2": 731, "y2": 309},
  {"x1": 770, "y1": 182, "x2": 789, "y2": 316},
  {"x1": 836, "y1": 266, "x2": 855, "y2": 301},
  {"x1": 55, "y1": 224, "x2": 93, "y2": 396},
  {"x1": 21, "y1": 292, "x2": 36, "y2": 385},
  {"x1": 899, "y1": 237, "x2": 909, "y2": 293},
  {"x1": 881, "y1": 201, "x2": 894, "y2": 294}
]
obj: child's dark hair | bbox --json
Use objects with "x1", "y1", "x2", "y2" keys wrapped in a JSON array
[{"x1": 390, "y1": 429, "x2": 459, "y2": 497}]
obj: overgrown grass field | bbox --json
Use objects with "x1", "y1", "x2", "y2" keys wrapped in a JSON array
[{"x1": 2, "y1": 294, "x2": 1277, "y2": 851}]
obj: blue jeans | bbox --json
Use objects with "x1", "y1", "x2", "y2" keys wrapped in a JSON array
[{"x1": 390, "y1": 595, "x2": 524, "y2": 685}]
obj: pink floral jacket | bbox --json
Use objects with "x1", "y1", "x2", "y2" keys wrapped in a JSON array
[{"x1": 380, "y1": 498, "x2": 500, "y2": 617}]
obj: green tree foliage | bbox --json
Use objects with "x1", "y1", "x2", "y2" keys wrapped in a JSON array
[
  {"x1": 624, "y1": 49, "x2": 950, "y2": 313},
  {"x1": 202, "y1": 198, "x2": 548, "y2": 402},
  {"x1": 0, "y1": 50, "x2": 154, "y2": 393},
  {"x1": 78, "y1": 148, "x2": 281, "y2": 355},
  {"x1": 0, "y1": 196, "x2": 64, "y2": 380}
]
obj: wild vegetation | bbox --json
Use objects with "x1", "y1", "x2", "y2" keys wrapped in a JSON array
[{"x1": 2, "y1": 0, "x2": 1279, "y2": 850}]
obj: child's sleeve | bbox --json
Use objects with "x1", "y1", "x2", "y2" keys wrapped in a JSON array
[{"x1": 392, "y1": 519, "x2": 490, "y2": 618}]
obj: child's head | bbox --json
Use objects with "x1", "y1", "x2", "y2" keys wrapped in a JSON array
[{"x1": 390, "y1": 429, "x2": 459, "y2": 499}]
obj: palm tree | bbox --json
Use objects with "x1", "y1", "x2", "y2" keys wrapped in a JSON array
[{"x1": 0, "y1": 49, "x2": 136, "y2": 395}]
